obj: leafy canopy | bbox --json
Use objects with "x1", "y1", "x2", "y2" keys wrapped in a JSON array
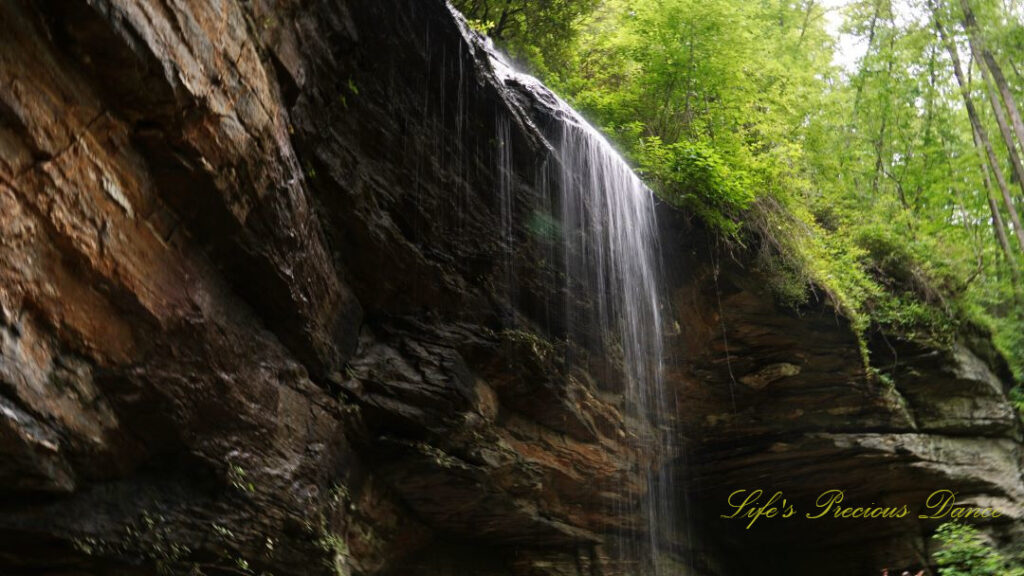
[{"x1": 462, "y1": 0, "x2": 1024, "y2": 384}]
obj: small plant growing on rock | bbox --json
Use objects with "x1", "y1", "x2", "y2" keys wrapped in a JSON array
[
  {"x1": 315, "y1": 524, "x2": 351, "y2": 576},
  {"x1": 229, "y1": 463, "x2": 255, "y2": 494},
  {"x1": 72, "y1": 511, "x2": 193, "y2": 575},
  {"x1": 932, "y1": 522, "x2": 1023, "y2": 576},
  {"x1": 1009, "y1": 386, "x2": 1024, "y2": 418}
]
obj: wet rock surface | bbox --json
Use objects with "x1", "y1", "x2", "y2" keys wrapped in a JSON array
[
  {"x1": 659, "y1": 215, "x2": 1024, "y2": 574},
  {"x1": 0, "y1": 1, "x2": 1020, "y2": 575}
]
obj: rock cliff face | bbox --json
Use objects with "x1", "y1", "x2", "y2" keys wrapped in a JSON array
[{"x1": 0, "y1": 1, "x2": 1021, "y2": 575}]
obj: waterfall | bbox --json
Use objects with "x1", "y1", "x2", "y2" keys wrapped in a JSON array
[
  {"x1": 485, "y1": 39, "x2": 679, "y2": 576},
  {"x1": 553, "y1": 111, "x2": 677, "y2": 575},
  {"x1": 447, "y1": 5, "x2": 679, "y2": 572}
]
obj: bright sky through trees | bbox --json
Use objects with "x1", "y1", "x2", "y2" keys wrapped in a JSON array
[{"x1": 823, "y1": 0, "x2": 869, "y2": 70}]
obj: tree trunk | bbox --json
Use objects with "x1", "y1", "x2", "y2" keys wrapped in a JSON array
[
  {"x1": 871, "y1": 11, "x2": 897, "y2": 196},
  {"x1": 960, "y1": 0, "x2": 1024, "y2": 155},
  {"x1": 971, "y1": 117, "x2": 1021, "y2": 283},
  {"x1": 797, "y1": 0, "x2": 817, "y2": 44},
  {"x1": 932, "y1": 1, "x2": 1024, "y2": 252},
  {"x1": 852, "y1": 0, "x2": 881, "y2": 117},
  {"x1": 968, "y1": 30, "x2": 1024, "y2": 199}
]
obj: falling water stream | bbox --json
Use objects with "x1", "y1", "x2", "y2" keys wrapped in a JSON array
[
  {"x1": 551, "y1": 111, "x2": 678, "y2": 575},
  {"x1": 449, "y1": 6, "x2": 678, "y2": 573}
]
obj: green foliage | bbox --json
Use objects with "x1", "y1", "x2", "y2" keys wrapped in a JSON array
[
  {"x1": 487, "y1": 0, "x2": 1024, "y2": 377},
  {"x1": 932, "y1": 522, "x2": 1024, "y2": 576},
  {"x1": 1010, "y1": 385, "x2": 1024, "y2": 416},
  {"x1": 450, "y1": 0, "x2": 599, "y2": 75},
  {"x1": 637, "y1": 138, "x2": 753, "y2": 235}
]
